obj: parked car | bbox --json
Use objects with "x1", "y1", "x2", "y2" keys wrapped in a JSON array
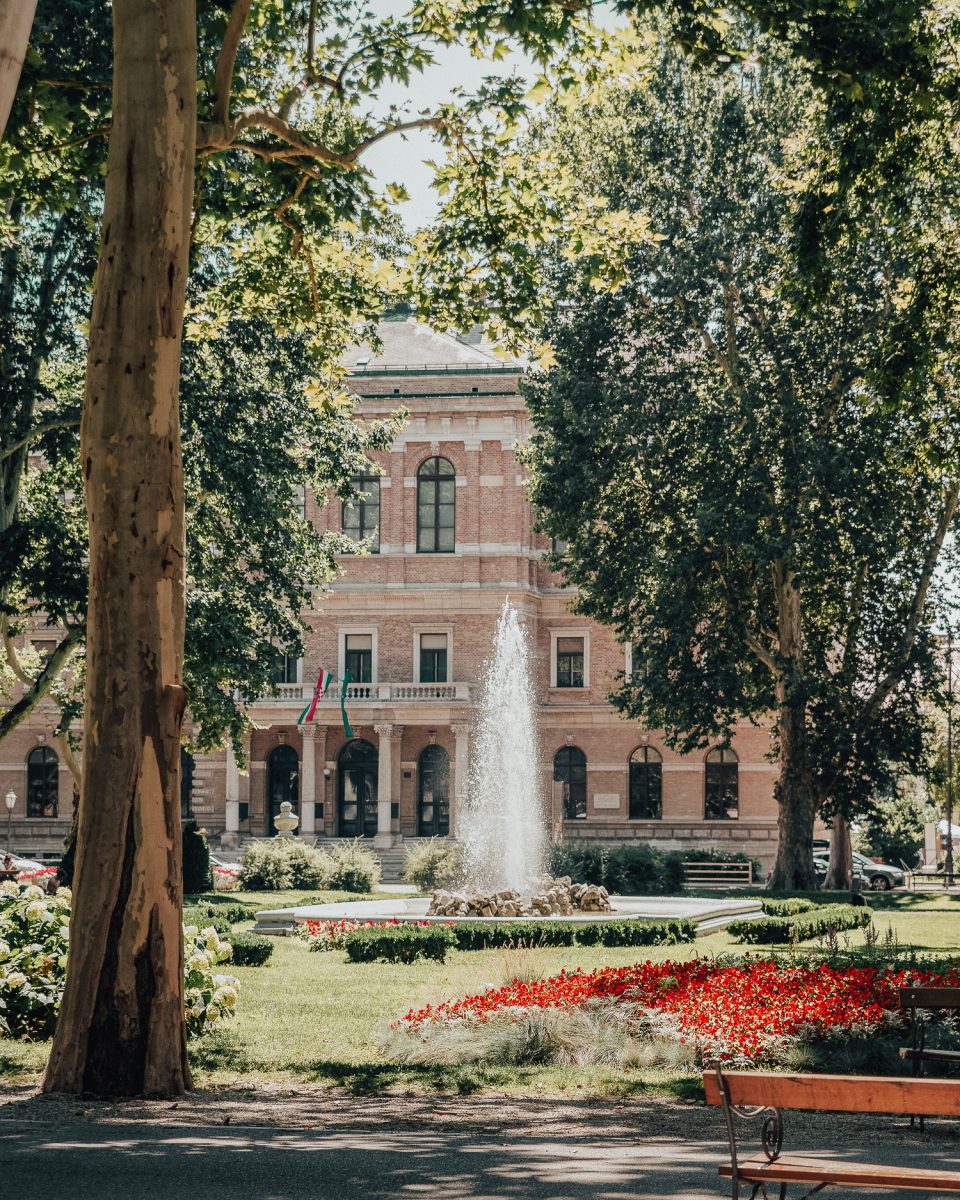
[{"x1": 813, "y1": 851, "x2": 905, "y2": 891}]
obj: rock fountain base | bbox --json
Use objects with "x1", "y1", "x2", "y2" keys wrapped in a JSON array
[{"x1": 428, "y1": 875, "x2": 612, "y2": 919}]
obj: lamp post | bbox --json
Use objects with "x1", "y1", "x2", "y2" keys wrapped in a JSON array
[
  {"x1": 946, "y1": 629, "x2": 956, "y2": 889},
  {"x1": 4, "y1": 790, "x2": 15, "y2": 853}
]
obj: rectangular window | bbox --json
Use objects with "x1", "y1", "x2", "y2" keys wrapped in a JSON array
[
  {"x1": 419, "y1": 633, "x2": 448, "y2": 683},
  {"x1": 342, "y1": 475, "x2": 380, "y2": 552},
  {"x1": 345, "y1": 633, "x2": 373, "y2": 683},
  {"x1": 293, "y1": 486, "x2": 306, "y2": 519},
  {"x1": 556, "y1": 637, "x2": 585, "y2": 688},
  {"x1": 271, "y1": 653, "x2": 299, "y2": 685}
]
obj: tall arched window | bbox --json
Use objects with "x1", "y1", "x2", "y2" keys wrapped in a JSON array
[
  {"x1": 417, "y1": 456, "x2": 455, "y2": 552},
  {"x1": 629, "y1": 746, "x2": 662, "y2": 819},
  {"x1": 27, "y1": 747, "x2": 59, "y2": 818},
  {"x1": 705, "y1": 746, "x2": 739, "y2": 820},
  {"x1": 267, "y1": 744, "x2": 299, "y2": 834},
  {"x1": 342, "y1": 473, "x2": 380, "y2": 551},
  {"x1": 554, "y1": 746, "x2": 587, "y2": 820},
  {"x1": 418, "y1": 744, "x2": 450, "y2": 837}
]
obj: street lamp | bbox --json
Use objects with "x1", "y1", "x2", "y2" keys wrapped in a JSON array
[
  {"x1": 4, "y1": 790, "x2": 16, "y2": 853},
  {"x1": 947, "y1": 629, "x2": 956, "y2": 889}
]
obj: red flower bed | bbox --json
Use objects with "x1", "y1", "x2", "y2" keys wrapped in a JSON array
[
  {"x1": 299, "y1": 917, "x2": 434, "y2": 951},
  {"x1": 398, "y1": 959, "x2": 960, "y2": 1062}
]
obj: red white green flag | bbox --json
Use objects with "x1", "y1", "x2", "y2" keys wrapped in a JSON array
[{"x1": 297, "y1": 668, "x2": 333, "y2": 725}]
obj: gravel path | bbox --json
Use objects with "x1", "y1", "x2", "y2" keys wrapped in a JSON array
[{"x1": 2, "y1": 1086, "x2": 959, "y2": 1199}]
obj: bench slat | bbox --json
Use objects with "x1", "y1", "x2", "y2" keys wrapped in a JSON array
[
  {"x1": 703, "y1": 1071, "x2": 960, "y2": 1115},
  {"x1": 900, "y1": 1048, "x2": 960, "y2": 1063},
  {"x1": 720, "y1": 1156, "x2": 960, "y2": 1192},
  {"x1": 900, "y1": 987, "x2": 960, "y2": 1010}
]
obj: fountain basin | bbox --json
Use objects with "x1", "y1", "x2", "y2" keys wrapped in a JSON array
[{"x1": 252, "y1": 894, "x2": 762, "y2": 936}]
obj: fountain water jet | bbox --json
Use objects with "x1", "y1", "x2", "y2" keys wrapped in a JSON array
[{"x1": 460, "y1": 599, "x2": 546, "y2": 895}]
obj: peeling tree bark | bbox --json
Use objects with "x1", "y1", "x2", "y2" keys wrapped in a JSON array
[
  {"x1": 42, "y1": 0, "x2": 197, "y2": 1098},
  {"x1": 0, "y1": 0, "x2": 36, "y2": 141}
]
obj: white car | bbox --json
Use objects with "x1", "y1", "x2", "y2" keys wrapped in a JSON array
[{"x1": 2, "y1": 851, "x2": 46, "y2": 873}]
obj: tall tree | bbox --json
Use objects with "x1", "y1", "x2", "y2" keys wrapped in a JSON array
[{"x1": 525, "y1": 40, "x2": 960, "y2": 889}]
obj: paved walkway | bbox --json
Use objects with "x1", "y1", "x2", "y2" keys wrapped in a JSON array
[{"x1": 2, "y1": 1090, "x2": 959, "y2": 1200}]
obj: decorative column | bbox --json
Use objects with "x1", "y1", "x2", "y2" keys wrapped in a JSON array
[
  {"x1": 224, "y1": 741, "x2": 240, "y2": 845},
  {"x1": 374, "y1": 723, "x2": 394, "y2": 846},
  {"x1": 390, "y1": 726, "x2": 404, "y2": 835},
  {"x1": 300, "y1": 724, "x2": 317, "y2": 837},
  {"x1": 451, "y1": 722, "x2": 471, "y2": 839}
]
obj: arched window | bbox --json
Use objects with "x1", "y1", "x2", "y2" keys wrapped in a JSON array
[
  {"x1": 27, "y1": 747, "x2": 58, "y2": 818},
  {"x1": 418, "y1": 745, "x2": 450, "y2": 837},
  {"x1": 705, "y1": 746, "x2": 739, "y2": 820},
  {"x1": 554, "y1": 746, "x2": 587, "y2": 820},
  {"x1": 417, "y1": 456, "x2": 455, "y2": 553},
  {"x1": 342, "y1": 473, "x2": 380, "y2": 551},
  {"x1": 267, "y1": 744, "x2": 299, "y2": 834},
  {"x1": 338, "y1": 738, "x2": 378, "y2": 837},
  {"x1": 180, "y1": 748, "x2": 195, "y2": 819},
  {"x1": 629, "y1": 746, "x2": 662, "y2": 819}
]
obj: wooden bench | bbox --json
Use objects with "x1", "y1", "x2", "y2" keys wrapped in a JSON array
[
  {"x1": 704, "y1": 1068, "x2": 960, "y2": 1198},
  {"x1": 899, "y1": 986, "x2": 960, "y2": 1126},
  {"x1": 682, "y1": 860, "x2": 753, "y2": 887}
]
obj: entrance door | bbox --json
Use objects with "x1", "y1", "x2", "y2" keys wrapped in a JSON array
[
  {"x1": 267, "y1": 744, "x2": 300, "y2": 834},
  {"x1": 338, "y1": 739, "x2": 378, "y2": 837},
  {"x1": 417, "y1": 744, "x2": 450, "y2": 836}
]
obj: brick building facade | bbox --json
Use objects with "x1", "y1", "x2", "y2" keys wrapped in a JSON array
[{"x1": 2, "y1": 316, "x2": 782, "y2": 866}]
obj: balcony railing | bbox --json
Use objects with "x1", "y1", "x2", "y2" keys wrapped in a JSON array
[{"x1": 257, "y1": 681, "x2": 472, "y2": 703}]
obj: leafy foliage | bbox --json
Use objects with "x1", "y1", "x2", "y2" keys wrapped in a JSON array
[
  {"x1": 343, "y1": 923, "x2": 454, "y2": 964},
  {"x1": 325, "y1": 839, "x2": 382, "y2": 893},
  {"x1": 525, "y1": 36, "x2": 959, "y2": 887},
  {"x1": 228, "y1": 931, "x2": 275, "y2": 967},
  {"x1": 237, "y1": 839, "x2": 333, "y2": 891},
  {"x1": 403, "y1": 838, "x2": 464, "y2": 890}
]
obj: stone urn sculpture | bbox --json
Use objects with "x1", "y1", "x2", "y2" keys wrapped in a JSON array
[{"x1": 273, "y1": 800, "x2": 300, "y2": 838}]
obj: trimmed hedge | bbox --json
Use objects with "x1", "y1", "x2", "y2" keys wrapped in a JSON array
[
  {"x1": 761, "y1": 898, "x2": 819, "y2": 917},
  {"x1": 184, "y1": 900, "x2": 258, "y2": 924},
  {"x1": 728, "y1": 904, "x2": 873, "y2": 945},
  {"x1": 343, "y1": 924, "x2": 454, "y2": 964},
  {"x1": 342, "y1": 918, "x2": 697, "y2": 962},
  {"x1": 547, "y1": 842, "x2": 757, "y2": 895},
  {"x1": 229, "y1": 932, "x2": 275, "y2": 966}
]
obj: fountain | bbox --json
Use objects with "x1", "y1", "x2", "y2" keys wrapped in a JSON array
[
  {"x1": 460, "y1": 599, "x2": 546, "y2": 894},
  {"x1": 428, "y1": 600, "x2": 611, "y2": 918}
]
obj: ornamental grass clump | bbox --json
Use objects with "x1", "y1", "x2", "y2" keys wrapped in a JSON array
[
  {"x1": 0, "y1": 880, "x2": 240, "y2": 1040},
  {"x1": 403, "y1": 839, "x2": 464, "y2": 891},
  {"x1": 325, "y1": 839, "x2": 382, "y2": 893},
  {"x1": 238, "y1": 838, "x2": 333, "y2": 891}
]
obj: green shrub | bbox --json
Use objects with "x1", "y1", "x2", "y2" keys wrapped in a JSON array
[
  {"x1": 452, "y1": 921, "x2": 578, "y2": 950},
  {"x1": 229, "y1": 932, "x2": 275, "y2": 966},
  {"x1": 728, "y1": 903, "x2": 873, "y2": 945},
  {"x1": 575, "y1": 918, "x2": 696, "y2": 947},
  {"x1": 182, "y1": 818, "x2": 213, "y2": 893},
  {"x1": 547, "y1": 842, "x2": 755, "y2": 894},
  {"x1": 343, "y1": 924, "x2": 453, "y2": 963},
  {"x1": 238, "y1": 839, "x2": 332, "y2": 891},
  {"x1": 761, "y1": 897, "x2": 819, "y2": 917},
  {"x1": 183, "y1": 909, "x2": 233, "y2": 936},
  {"x1": 326, "y1": 840, "x2": 381, "y2": 893},
  {"x1": 681, "y1": 846, "x2": 762, "y2": 879},
  {"x1": 184, "y1": 900, "x2": 258, "y2": 924},
  {"x1": 404, "y1": 839, "x2": 463, "y2": 891}
]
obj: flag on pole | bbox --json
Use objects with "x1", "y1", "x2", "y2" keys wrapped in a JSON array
[
  {"x1": 340, "y1": 668, "x2": 354, "y2": 738},
  {"x1": 297, "y1": 667, "x2": 333, "y2": 725}
]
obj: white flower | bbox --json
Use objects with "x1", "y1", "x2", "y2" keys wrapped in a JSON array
[
  {"x1": 3, "y1": 971, "x2": 27, "y2": 990},
  {"x1": 24, "y1": 901, "x2": 48, "y2": 922},
  {"x1": 0, "y1": 938, "x2": 9, "y2": 959},
  {"x1": 0, "y1": 881, "x2": 19, "y2": 897},
  {"x1": 187, "y1": 951, "x2": 210, "y2": 972},
  {"x1": 183, "y1": 924, "x2": 199, "y2": 937},
  {"x1": 23, "y1": 885, "x2": 44, "y2": 900},
  {"x1": 56, "y1": 887, "x2": 71, "y2": 899}
]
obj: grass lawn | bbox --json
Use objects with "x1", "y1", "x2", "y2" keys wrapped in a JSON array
[
  {"x1": 185, "y1": 888, "x2": 407, "y2": 910},
  {"x1": 3, "y1": 892, "x2": 959, "y2": 1097}
]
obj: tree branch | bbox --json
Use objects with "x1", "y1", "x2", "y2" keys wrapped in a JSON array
[
  {"x1": 212, "y1": 0, "x2": 255, "y2": 128},
  {"x1": 0, "y1": 414, "x2": 80, "y2": 463},
  {"x1": 0, "y1": 625, "x2": 83, "y2": 742}
]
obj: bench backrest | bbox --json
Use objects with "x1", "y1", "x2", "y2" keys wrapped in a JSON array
[
  {"x1": 899, "y1": 986, "x2": 960, "y2": 1011},
  {"x1": 682, "y1": 862, "x2": 752, "y2": 881},
  {"x1": 703, "y1": 1070, "x2": 960, "y2": 1117}
]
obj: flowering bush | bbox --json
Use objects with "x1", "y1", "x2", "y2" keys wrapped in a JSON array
[
  {"x1": 0, "y1": 880, "x2": 238, "y2": 1040},
  {"x1": 0, "y1": 879, "x2": 71, "y2": 1038},
  {"x1": 213, "y1": 865, "x2": 241, "y2": 892},
  {"x1": 390, "y1": 958, "x2": 960, "y2": 1068},
  {"x1": 298, "y1": 917, "x2": 431, "y2": 951},
  {"x1": 183, "y1": 922, "x2": 239, "y2": 1037}
]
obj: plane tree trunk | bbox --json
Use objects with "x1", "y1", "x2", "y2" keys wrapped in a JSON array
[{"x1": 42, "y1": 0, "x2": 196, "y2": 1097}]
